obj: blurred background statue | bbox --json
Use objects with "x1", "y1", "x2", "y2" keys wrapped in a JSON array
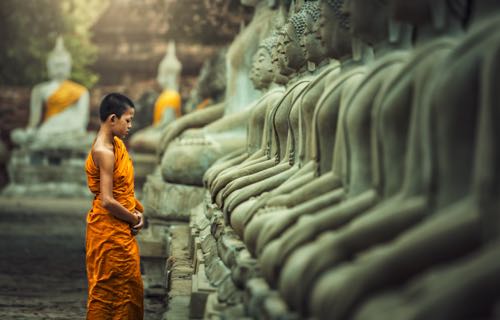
[
  {"x1": 10, "y1": 37, "x2": 91, "y2": 149},
  {"x1": 4, "y1": 36, "x2": 92, "y2": 197}
]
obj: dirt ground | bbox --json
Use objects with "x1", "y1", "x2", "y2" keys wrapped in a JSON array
[{"x1": 0, "y1": 197, "x2": 166, "y2": 319}]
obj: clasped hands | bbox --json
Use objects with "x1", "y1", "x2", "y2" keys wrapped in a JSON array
[{"x1": 131, "y1": 210, "x2": 144, "y2": 236}]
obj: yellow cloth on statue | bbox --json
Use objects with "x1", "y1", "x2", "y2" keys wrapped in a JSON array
[
  {"x1": 153, "y1": 89, "x2": 181, "y2": 125},
  {"x1": 85, "y1": 136, "x2": 144, "y2": 319},
  {"x1": 44, "y1": 80, "x2": 86, "y2": 121}
]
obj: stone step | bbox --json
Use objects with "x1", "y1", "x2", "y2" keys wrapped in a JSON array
[{"x1": 190, "y1": 263, "x2": 216, "y2": 318}]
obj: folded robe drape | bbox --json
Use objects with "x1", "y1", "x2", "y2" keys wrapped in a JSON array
[
  {"x1": 85, "y1": 136, "x2": 144, "y2": 320},
  {"x1": 44, "y1": 80, "x2": 86, "y2": 121}
]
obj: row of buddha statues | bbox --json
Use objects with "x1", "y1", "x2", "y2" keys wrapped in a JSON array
[{"x1": 150, "y1": 0, "x2": 500, "y2": 318}]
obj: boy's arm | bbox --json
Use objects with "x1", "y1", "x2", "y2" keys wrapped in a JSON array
[{"x1": 95, "y1": 148, "x2": 140, "y2": 226}]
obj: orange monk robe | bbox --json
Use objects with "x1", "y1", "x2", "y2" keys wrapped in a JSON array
[
  {"x1": 153, "y1": 89, "x2": 181, "y2": 125},
  {"x1": 44, "y1": 80, "x2": 86, "y2": 121},
  {"x1": 85, "y1": 136, "x2": 144, "y2": 320}
]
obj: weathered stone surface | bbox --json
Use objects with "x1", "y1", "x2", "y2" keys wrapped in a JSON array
[
  {"x1": 131, "y1": 152, "x2": 157, "y2": 190},
  {"x1": 189, "y1": 263, "x2": 216, "y2": 318},
  {"x1": 142, "y1": 169, "x2": 205, "y2": 221}
]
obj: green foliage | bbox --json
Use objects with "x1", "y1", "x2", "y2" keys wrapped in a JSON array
[{"x1": 0, "y1": 0, "x2": 107, "y2": 88}]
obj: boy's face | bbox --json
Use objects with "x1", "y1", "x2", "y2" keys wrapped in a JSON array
[{"x1": 112, "y1": 106, "x2": 135, "y2": 139}]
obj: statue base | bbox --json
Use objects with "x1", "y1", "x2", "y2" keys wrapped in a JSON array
[{"x1": 3, "y1": 142, "x2": 93, "y2": 198}]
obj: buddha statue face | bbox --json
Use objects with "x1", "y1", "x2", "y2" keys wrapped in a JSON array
[
  {"x1": 345, "y1": 0, "x2": 389, "y2": 45},
  {"x1": 272, "y1": 36, "x2": 290, "y2": 85},
  {"x1": 282, "y1": 16, "x2": 307, "y2": 71},
  {"x1": 251, "y1": 47, "x2": 274, "y2": 90},
  {"x1": 47, "y1": 37, "x2": 72, "y2": 81},
  {"x1": 47, "y1": 55, "x2": 71, "y2": 81},
  {"x1": 319, "y1": 0, "x2": 352, "y2": 59},
  {"x1": 301, "y1": 4, "x2": 326, "y2": 64}
]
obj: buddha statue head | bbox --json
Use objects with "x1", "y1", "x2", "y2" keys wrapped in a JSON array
[
  {"x1": 345, "y1": 0, "x2": 390, "y2": 45},
  {"x1": 157, "y1": 41, "x2": 182, "y2": 91},
  {"x1": 319, "y1": 0, "x2": 352, "y2": 59},
  {"x1": 275, "y1": 8, "x2": 308, "y2": 76},
  {"x1": 251, "y1": 36, "x2": 277, "y2": 90},
  {"x1": 272, "y1": 32, "x2": 291, "y2": 85},
  {"x1": 47, "y1": 36, "x2": 72, "y2": 82},
  {"x1": 300, "y1": 1, "x2": 326, "y2": 64}
]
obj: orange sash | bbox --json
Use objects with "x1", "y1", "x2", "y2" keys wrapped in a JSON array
[
  {"x1": 153, "y1": 89, "x2": 181, "y2": 125},
  {"x1": 44, "y1": 80, "x2": 86, "y2": 121},
  {"x1": 85, "y1": 136, "x2": 144, "y2": 319}
]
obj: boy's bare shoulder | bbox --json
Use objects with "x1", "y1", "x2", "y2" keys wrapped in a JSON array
[{"x1": 92, "y1": 144, "x2": 114, "y2": 166}]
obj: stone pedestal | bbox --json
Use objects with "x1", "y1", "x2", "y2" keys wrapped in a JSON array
[
  {"x1": 137, "y1": 219, "x2": 171, "y2": 297},
  {"x1": 3, "y1": 145, "x2": 92, "y2": 198}
]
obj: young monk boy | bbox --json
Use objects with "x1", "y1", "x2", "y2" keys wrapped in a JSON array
[{"x1": 85, "y1": 93, "x2": 145, "y2": 319}]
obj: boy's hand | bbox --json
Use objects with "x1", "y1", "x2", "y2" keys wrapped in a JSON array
[{"x1": 131, "y1": 211, "x2": 144, "y2": 236}]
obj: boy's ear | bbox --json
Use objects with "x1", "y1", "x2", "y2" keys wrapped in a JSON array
[{"x1": 109, "y1": 114, "x2": 116, "y2": 123}]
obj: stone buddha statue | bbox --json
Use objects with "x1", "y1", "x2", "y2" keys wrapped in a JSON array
[
  {"x1": 158, "y1": 0, "x2": 276, "y2": 186},
  {"x1": 203, "y1": 36, "x2": 286, "y2": 191},
  {"x1": 129, "y1": 41, "x2": 182, "y2": 153},
  {"x1": 5, "y1": 36, "x2": 92, "y2": 197},
  {"x1": 207, "y1": 47, "x2": 288, "y2": 205},
  {"x1": 213, "y1": 8, "x2": 323, "y2": 235},
  {"x1": 226, "y1": 1, "x2": 357, "y2": 239},
  {"x1": 244, "y1": 0, "x2": 373, "y2": 256},
  {"x1": 10, "y1": 36, "x2": 90, "y2": 149}
]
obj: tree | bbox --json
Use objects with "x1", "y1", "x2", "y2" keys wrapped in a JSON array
[{"x1": 0, "y1": 0, "x2": 108, "y2": 88}]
